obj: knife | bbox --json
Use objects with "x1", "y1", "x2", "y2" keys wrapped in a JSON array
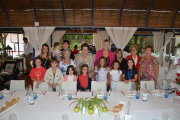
[{"x1": 121, "y1": 91, "x2": 125, "y2": 96}]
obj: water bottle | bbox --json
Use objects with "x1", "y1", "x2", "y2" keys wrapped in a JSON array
[
  {"x1": 124, "y1": 101, "x2": 132, "y2": 120},
  {"x1": 142, "y1": 83, "x2": 148, "y2": 102},
  {"x1": 28, "y1": 85, "x2": 34, "y2": 105}
]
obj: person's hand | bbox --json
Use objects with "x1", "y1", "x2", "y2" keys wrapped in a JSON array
[
  {"x1": 124, "y1": 80, "x2": 130, "y2": 84},
  {"x1": 53, "y1": 83, "x2": 59, "y2": 88},
  {"x1": 36, "y1": 83, "x2": 39, "y2": 89},
  {"x1": 48, "y1": 83, "x2": 53, "y2": 87},
  {"x1": 107, "y1": 67, "x2": 111, "y2": 71},
  {"x1": 77, "y1": 89, "x2": 81, "y2": 92},
  {"x1": 37, "y1": 81, "x2": 41, "y2": 84},
  {"x1": 30, "y1": 61, "x2": 33, "y2": 67},
  {"x1": 87, "y1": 89, "x2": 90, "y2": 92},
  {"x1": 106, "y1": 83, "x2": 109, "y2": 87},
  {"x1": 88, "y1": 72, "x2": 92, "y2": 78},
  {"x1": 94, "y1": 66, "x2": 98, "y2": 70}
]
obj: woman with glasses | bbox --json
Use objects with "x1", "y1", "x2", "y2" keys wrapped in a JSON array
[
  {"x1": 58, "y1": 49, "x2": 76, "y2": 76},
  {"x1": 114, "y1": 49, "x2": 126, "y2": 71}
]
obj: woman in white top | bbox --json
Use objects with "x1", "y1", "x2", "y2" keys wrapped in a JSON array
[
  {"x1": 109, "y1": 61, "x2": 122, "y2": 91},
  {"x1": 94, "y1": 56, "x2": 110, "y2": 90},
  {"x1": 59, "y1": 49, "x2": 76, "y2": 76},
  {"x1": 44, "y1": 58, "x2": 64, "y2": 91}
]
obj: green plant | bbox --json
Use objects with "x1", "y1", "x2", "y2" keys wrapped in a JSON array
[
  {"x1": 69, "y1": 97, "x2": 89, "y2": 115},
  {"x1": 178, "y1": 42, "x2": 180, "y2": 46},
  {"x1": 87, "y1": 95, "x2": 108, "y2": 117}
]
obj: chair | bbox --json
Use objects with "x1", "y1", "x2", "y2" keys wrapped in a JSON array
[
  {"x1": 166, "y1": 70, "x2": 176, "y2": 80},
  {"x1": 140, "y1": 81, "x2": 155, "y2": 91},
  {"x1": 157, "y1": 67, "x2": 168, "y2": 89},
  {"x1": 162, "y1": 62, "x2": 168, "y2": 67},
  {"x1": 169, "y1": 64, "x2": 176, "y2": 70},
  {"x1": 61, "y1": 81, "x2": 77, "y2": 92},
  {"x1": 10, "y1": 80, "x2": 25, "y2": 91},
  {"x1": 116, "y1": 82, "x2": 131, "y2": 91},
  {"x1": 33, "y1": 82, "x2": 49, "y2": 91},
  {"x1": 91, "y1": 81, "x2": 106, "y2": 92}
]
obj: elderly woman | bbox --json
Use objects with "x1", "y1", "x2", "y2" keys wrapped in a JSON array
[
  {"x1": 59, "y1": 49, "x2": 76, "y2": 76},
  {"x1": 94, "y1": 39, "x2": 115, "y2": 69},
  {"x1": 61, "y1": 40, "x2": 74, "y2": 60},
  {"x1": 139, "y1": 45, "x2": 159, "y2": 87},
  {"x1": 44, "y1": 57, "x2": 64, "y2": 91},
  {"x1": 115, "y1": 49, "x2": 126, "y2": 70},
  {"x1": 76, "y1": 43, "x2": 94, "y2": 77},
  {"x1": 126, "y1": 45, "x2": 142, "y2": 72}
]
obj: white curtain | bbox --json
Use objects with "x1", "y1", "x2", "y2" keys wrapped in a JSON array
[
  {"x1": 23, "y1": 27, "x2": 55, "y2": 57},
  {"x1": 153, "y1": 32, "x2": 173, "y2": 66},
  {"x1": 105, "y1": 27, "x2": 137, "y2": 49},
  {"x1": 93, "y1": 31, "x2": 108, "y2": 51},
  {"x1": 46, "y1": 31, "x2": 66, "y2": 52}
]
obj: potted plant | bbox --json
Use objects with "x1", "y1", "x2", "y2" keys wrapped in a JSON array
[
  {"x1": 87, "y1": 95, "x2": 108, "y2": 116},
  {"x1": 69, "y1": 97, "x2": 89, "y2": 116},
  {"x1": 178, "y1": 42, "x2": 180, "y2": 47}
]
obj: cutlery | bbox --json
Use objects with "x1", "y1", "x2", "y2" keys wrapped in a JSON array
[
  {"x1": 121, "y1": 91, "x2": 125, "y2": 96},
  {"x1": 108, "y1": 90, "x2": 110, "y2": 96},
  {"x1": 11, "y1": 91, "x2": 15, "y2": 95},
  {"x1": 92, "y1": 92, "x2": 93, "y2": 97},
  {"x1": 148, "y1": 91, "x2": 152, "y2": 95},
  {"x1": 43, "y1": 91, "x2": 46, "y2": 95},
  {"x1": 58, "y1": 92, "x2": 60, "y2": 97}
]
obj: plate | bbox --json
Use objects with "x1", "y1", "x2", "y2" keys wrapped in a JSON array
[
  {"x1": 150, "y1": 89, "x2": 165, "y2": 96},
  {"x1": 123, "y1": 90, "x2": 136, "y2": 97},
  {"x1": 109, "y1": 101, "x2": 127, "y2": 116}
]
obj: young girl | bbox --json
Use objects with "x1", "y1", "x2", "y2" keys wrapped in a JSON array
[
  {"x1": 122, "y1": 58, "x2": 138, "y2": 90},
  {"x1": 44, "y1": 57, "x2": 64, "y2": 92},
  {"x1": 77, "y1": 64, "x2": 92, "y2": 92},
  {"x1": 29, "y1": 57, "x2": 46, "y2": 89},
  {"x1": 54, "y1": 42, "x2": 62, "y2": 62},
  {"x1": 64, "y1": 65, "x2": 77, "y2": 82},
  {"x1": 94, "y1": 56, "x2": 110, "y2": 90},
  {"x1": 109, "y1": 61, "x2": 122, "y2": 91}
]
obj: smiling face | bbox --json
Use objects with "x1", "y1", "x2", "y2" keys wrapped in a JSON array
[
  {"x1": 113, "y1": 62, "x2": 119, "y2": 70},
  {"x1": 127, "y1": 60, "x2": 134, "y2": 69},
  {"x1": 82, "y1": 46, "x2": 88, "y2": 56},
  {"x1": 100, "y1": 58, "x2": 105, "y2": 67},
  {"x1": 116, "y1": 51, "x2": 122, "y2": 58},
  {"x1": 103, "y1": 42, "x2": 110, "y2": 50},
  {"x1": 42, "y1": 46, "x2": 48, "y2": 54},
  {"x1": 51, "y1": 61, "x2": 58, "y2": 68},
  {"x1": 64, "y1": 50, "x2": 70, "y2": 59},
  {"x1": 145, "y1": 48, "x2": 152, "y2": 57},
  {"x1": 35, "y1": 59, "x2": 42, "y2": 68},
  {"x1": 63, "y1": 42, "x2": 69, "y2": 49},
  {"x1": 131, "y1": 47, "x2": 138, "y2": 56},
  {"x1": 69, "y1": 67, "x2": 74, "y2": 75},
  {"x1": 81, "y1": 67, "x2": 88, "y2": 75}
]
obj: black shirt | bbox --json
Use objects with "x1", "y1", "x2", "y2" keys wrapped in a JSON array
[
  {"x1": 61, "y1": 49, "x2": 74, "y2": 60},
  {"x1": 122, "y1": 69, "x2": 138, "y2": 80},
  {"x1": 115, "y1": 58, "x2": 126, "y2": 71}
]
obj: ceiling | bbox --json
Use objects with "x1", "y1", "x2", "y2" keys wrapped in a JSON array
[{"x1": 0, "y1": 0, "x2": 180, "y2": 28}]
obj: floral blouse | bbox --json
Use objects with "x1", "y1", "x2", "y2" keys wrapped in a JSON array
[{"x1": 139, "y1": 57, "x2": 158, "y2": 81}]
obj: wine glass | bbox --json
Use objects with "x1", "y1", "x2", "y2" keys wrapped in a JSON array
[
  {"x1": 25, "y1": 87, "x2": 29, "y2": 96},
  {"x1": 9, "y1": 113, "x2": 17, "y2": 120},
  {"x1": 161, "y1": 112, "x2": 169, "y2": 120},
  {"x1": 62, "y1": 113, "x2": 69, "y2": 120}
]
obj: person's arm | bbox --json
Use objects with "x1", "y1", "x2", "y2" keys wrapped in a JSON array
[
  {"x1": 73, "y1": 75, "x2": 77, "y2": 82},
  {"x1": 31, "y1": 77, "x2": 38, "y2": 82},
  {"x1": 77, "y1": 78, "x2": 81, "y2": 92},
  {"x1": 64, "y1": 75, "x2": 68, "y2": 82},
  {"x1": 57, "y1": 69, "x2": 64, "y2": 85},
  {"x1": 109, "y1": 51, "x2": 115, "y2": 68},
  {"x1": 109, "y1": 74, "x2": 112, "y2": 90},
  {"x1": 138, "y1": 65, "x2": 142, "y2": 85},
  {"x1": 129, "y1": 74, "x2": 138, "y2": 82},
  {"x1": 107, "y1": 73, "x2": 110, "y2": 87},
  {"x1": 120, "y1": 74, "x2": 122, "y2": 81},
  {"x1": 76, "y1": 55, "x2": 80, "y2": 75},
  {"x1": 94, "y1": 51, "x2": 100, "y2": 67},
  {"x1": 87, "y1": 77, "x2": 92, "y2": 91},
  {"x1": 154, "y1": 64, "x2": 159, "y2": 87},
  {"x1": 122, "y1": 74, "x2": 130, "y2": 84}
]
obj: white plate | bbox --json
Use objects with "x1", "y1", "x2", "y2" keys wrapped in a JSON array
[
  {"x1": 123, "y1": 90, "x2": 136, "y2": 97},
  {"x1": 109, "y1": 101, "x2": 127, "y2": 116},
  {"x1": 150, "y1": 89, "x2": 165, "y2": 96},
  {"x1": 0, "y1": 103, "x2": 17, "y2": 117}
]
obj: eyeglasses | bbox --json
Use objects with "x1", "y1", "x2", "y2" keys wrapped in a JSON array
[
  {"x1": 117, "y1": 52, "x2": 122, "y2": 54},
  {"x1": 64, "y1": 53, "x2": 70, "y2": 55}
]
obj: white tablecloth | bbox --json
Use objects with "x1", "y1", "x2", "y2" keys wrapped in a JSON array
[{"x1": 0, "y1": 91, "x2": 180, "y2": 120}]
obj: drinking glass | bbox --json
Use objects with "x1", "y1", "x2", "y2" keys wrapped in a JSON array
[
  {"x1": 25, "y1": 87, "x2": 29, "y2": 96},
  {"x1": 9, "y1": 113, "x2": 17, "y2": 120},
  {"x1": 33, "y1": 92, "x2": 37, "y2": 99},
  {"x1": 104, "y1": 92, "x2": 108, "y2": 100},
  {"x1": 161, "y1": 112, "x2": 169, "y2": 120},
  {"x1": 62, "y1": 113, "x2": 69, "y2": 120},
  {"x1": 164, "y1": 91, "x2": 169, "y2": 98},
  {"x1": 136, "y1": 91, "x2": 140, "y2": 99},
  {"x1": 0, "y1": 91, "x2": 3, "y2": 99},
  {"x1": 114, "y1": 113, "x2": 120, "y2": 120},
  {"x1": 67, "y1": 93, "x2": 72, "y2": 100}
]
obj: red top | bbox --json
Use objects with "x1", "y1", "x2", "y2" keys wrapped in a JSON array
[
  {"x1": 126, "y1": 55, "x2": 142, "y2": 72},
  {"x1": 29, "y1": 67, "x2": 46, "y2": 81},
  {"x1": 78, "y1": 74, "x2": 88, "y2": 88},
  {"x1": 73, "y1": 48, "x2": 79, "y2": 54}
]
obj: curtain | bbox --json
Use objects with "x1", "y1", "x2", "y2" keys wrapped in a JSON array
[
  {"x1": 153, "y1": 32, "x2": 173, "y2": 66},
  {"x1": 23, "y1": 27, "x2": 55, "y2": 57},
  {"x1": 93, "y1": 31, "x2": 108, "y2": 51},
  {"x1": 105, "y1": 27, "x2": 137, "y2": 49}
]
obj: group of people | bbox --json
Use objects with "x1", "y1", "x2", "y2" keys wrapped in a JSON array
[{"x1": 27, "y1": 38, "x2": 159, "y2": 92}]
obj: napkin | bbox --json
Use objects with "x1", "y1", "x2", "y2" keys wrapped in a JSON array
[
  {"x1": 1, "y1": 89, "x2": 12, "y2": 95},
  {"x1": 150, "y1": 89, "x2": 165, "y2": 95},
  {"x1": 93, "y1": 91, "x2": 104, "y2": 97},
  {"x1": 124, "y1": 90, "x2": 136, "y2": 96}
]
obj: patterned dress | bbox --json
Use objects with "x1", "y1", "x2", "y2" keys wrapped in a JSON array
[{"x1": 139, "y1": 57, "x2": 158, "y2": 81}]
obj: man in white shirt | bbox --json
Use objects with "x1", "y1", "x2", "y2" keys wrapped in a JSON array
[{"x1": 22, "y1": 37, "x2": 33, "y2": 75}]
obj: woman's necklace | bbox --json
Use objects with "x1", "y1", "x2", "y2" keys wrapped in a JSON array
[{"x1": 145, "y1": 56, "x2": 151, "y2": 61}]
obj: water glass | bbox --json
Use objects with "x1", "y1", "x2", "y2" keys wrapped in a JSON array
[
  {"x1": 67, "y1": 93, "x2": 72, "y2": 100},
  {"x1": 9, "y1": 113, "x2": 17, "y2": 120},
  {"x1": 161, "y1": 112, "x2": 169, "y2": 120},
  {"x1": 136, "y1": 91, "x2": 140, "y2": 99},
  {"x1": 164, "y1": 91, "x2": 169, "y2": 98},
  {"x1": 0, "y1": 91, "x2": 3, "y2": 99},
  {"x1": 104, "y1": 92, "x2": 108, "y2": 100},
  {"x1": 114, "y1": 113, "x2": 120, "y2": 120},
  {"x1": 33, "y1": 92, "x2": 37, "y2": 99},
  {"x1": 62, "y1": 113, "x2": 69, "y2": 120}
]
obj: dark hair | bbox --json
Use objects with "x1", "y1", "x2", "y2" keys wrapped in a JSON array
[
  {"x1": 40, "y1": 43, "x2": 51, "y2": 60},
  {"x1": 23, "y1": 37, "x2": 28, "y2": 41},
  {"x1": 33, "y1": 56, "x2": 43, "y2": 68},
  {"x1": 97, "y1": 56, "x2": 107, "y2": 70},
  {"x1": 81, "y1": 43, "x2": 89, "y2": 50},
  {"x1": 92, "y1": 46, "x2": 96, "y2": 50},
  {"x1": 124, "y1": 58, "x2": 136, "y2": 71},
  {"x1": 74, "y1": 45, "x2": 78, "y2": 49},
  {"x1": 80, "y1": 64, "x2": 89, "y2": 75},
  {"x1": 66, "y1": 65, "x2": 77, "y2": 75},
  {"x1": 51, "y1": 57, "x2": 58, "y2": 64},
  {"x1": 145, "y1": 45, "x2": 153, "y2": 52},
  {"x1": 54, "y1": 42, "x2": 60, "y2": 47},
  {"x1": 112, "y1": 61, "x2": 121, "y2": 71},
  {"x1": 62, "y1": 40, "x2": 70, "y2": 45}
]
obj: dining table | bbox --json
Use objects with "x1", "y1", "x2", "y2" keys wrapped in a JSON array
[{"x1": 0, "y1": 91, "x2": 180, "y2": 120}]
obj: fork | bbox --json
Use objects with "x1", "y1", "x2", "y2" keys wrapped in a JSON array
[{"x1": 43, "y1": 91, "x2": 46, "y2": 95}]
